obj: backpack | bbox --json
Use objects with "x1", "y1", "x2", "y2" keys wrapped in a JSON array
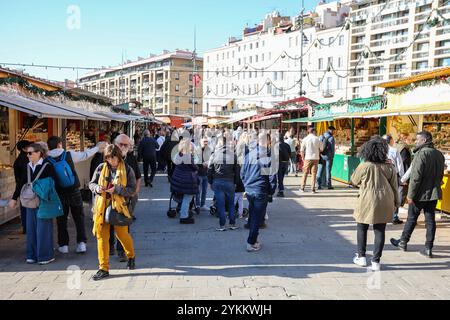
[
  {"x1": 47, "y1": 151, "x2": 76, "y2": 188},
  {"x1": 20, "y1": 163, "x2": 48, "y2": 209}
]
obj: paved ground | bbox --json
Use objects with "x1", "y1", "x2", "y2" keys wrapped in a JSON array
[{"x1": 1, "y1": 173, "x2": 450, "y2": 300}]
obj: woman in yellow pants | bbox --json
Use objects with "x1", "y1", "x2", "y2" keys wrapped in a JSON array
[{"x1": 90, "y1": 145, "x2": 136, "y2": 281}]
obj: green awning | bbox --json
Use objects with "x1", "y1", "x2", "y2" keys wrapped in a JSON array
[{"x1": 283, "y1": 115, "x2": 335, "y2": 123}]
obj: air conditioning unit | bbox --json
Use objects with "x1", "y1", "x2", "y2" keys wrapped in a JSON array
[{"x1": 322, "y1": 90, "x2": 334, "y2": 98}]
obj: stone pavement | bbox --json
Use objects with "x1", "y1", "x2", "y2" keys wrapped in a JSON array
[{"x1": 1, "y1": 173, "x2": 450, "y2": 300}]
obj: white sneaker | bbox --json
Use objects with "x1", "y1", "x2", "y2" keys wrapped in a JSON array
[
  {"x1": 38, "y1": 258, "x2": 55, "y2": 265},
  {"x1": 371, "y1": 261, "x2": 381, "y2": 272},
  {"x1": 228, "y1": 224, "x2": 239, "y2": 230},
  {"x1": 26, "y1": 259, "x2": 36, "y2": 264},
  {"x1": 76, "y1": 242, "x2": 87, "y2": 254},
  {"x1": 265, "y1": 213, "x2": 269, "y2": 220},
  {"x1": 58, "y1": 246, "x2": 69, "y2": 254},
  {"x1": 247, "y1": 242, "x2": 262, "y2": 252},
  {"x1": 353, "y1": 254, "x2": 367, "y2": 267}
]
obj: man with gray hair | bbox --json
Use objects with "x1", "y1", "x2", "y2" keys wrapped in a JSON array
[
  {"x1": 138, "y1": 130, "x2": 158, "y2": 188},
  {"x1": 111, "y1": 134, "x2": 141, "y2": 261}
]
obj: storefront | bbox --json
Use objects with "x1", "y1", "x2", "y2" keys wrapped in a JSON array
[
  {"x1": 283, "y1": 96, "x2": 386, "y2": 183},
  {"x1": 376, "y1": 67, "x2": 450, "y2": 213}
]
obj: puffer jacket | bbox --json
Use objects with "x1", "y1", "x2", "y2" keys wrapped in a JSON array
[
  {"x1": 32, "y1": 177, "x2": 64, "y2": 219},
  {"x1": 170, "y1": 153, "x2": 198, "y2": 195}
]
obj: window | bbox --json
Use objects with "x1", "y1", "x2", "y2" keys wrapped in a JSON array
[
  {"x1": 318, "y1": 58, "x2": 323, "y2": 70},
  {"x1": 339, "y1": 35, "x2": 344, "y2": 46},
  {"x1": 262, "y1": 53, "x2": 265, "y2": 61},
  {"x1": 250, "y1": 43, "x2": 253, "y2": 50},
  {"x1": 328, "y1": 57, "x2": 333, "y2": 68},
  {"x1": 175, "y1": 85, "x2": 180, "y2": 92},
  {"x1": 249, "y1": 56, "x2": 253, "y2": 63},
  {"x1": 338, "y1": 57, "x2": 342, "y2": 68},
  {"x1": 416, "y1": 61, "x2": 428, "y2": 69},
  {"x1": 437, "y1": 58, "x2": 450, "y2": 67},
  {"x1": 394, "y1": 64, "x2": 406, "y2": 72},
  {"x1": 280, "y1": 71, "x2": 284, "y2": 81},
  {"x1": 175, "y1": 96, "x2": 180, "y2": 103},
  {"x1": 189, "y1": 74, "x2": 193, "y2": 81},
  {"x1": 238, "y1": 58, "x2": 241, "y2": 65},
  {"x1": 273, "y1": 72, "x2": 278, "y2": 81},
  {"x1": 221, "y1": 84, "x2": 224, "y2": 94},
  {"x1": 326, "y1": 77, "x2": 332, "y2": 90},
  {"x1": 175, "y1": 72, "x2": 180, "y2": 80},
  {"x1": 337, "y1": 78, "x2": 342, "y2": 90},
  {"x1": 256, "y1": 42, "x2": 259, "y2": 48},
  {"x1": 267, "y1": 83, "x2": 272, "y2": 94},
  {"x1": 255, "y1": 55, "x2": 259, "y2": 63}
]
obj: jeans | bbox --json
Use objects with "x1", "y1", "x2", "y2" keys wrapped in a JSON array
[
  {"x1": 213, "y1": 179, "x2": 236, "y2": 227},
  {"x1": 179, "y1": 194, "x2": 193, "y2": 219},
  {"x1": 56, "y1": 191, "x2": 86, "y2": 247},
  {"x1": 278, "y1": 162, "x2": 289, "y2": 192},
  {"x1": 289, "y1": 152, "x2": 297, "y2": 174},
  {"x1": 143, "y1": 157, "x2": 157, "y2": 185},
  {"x1": 247, "y1": 193, "x2": 269, "y2": 245},
  {"x1": 26, "y1": 208, "x2": 54, "y2": 263},
  {"x1": 196, "y1": 175, "x2": 208, "y2": 208},
  {"x1": 357, "y1": 223, "x2": 387, "y2": 263},
  {"x1": 20, "y1": 205, "x2": 27, "y2": 233},
  {"x1": 317, "y1": 158, "x2": 333, "y2": 188},
  {"x1": 235, "y1": 192, "x2": 244, "y2": 216},
  {"x1": 401, "y1": 200, "x2": 438, "y2": 250}
]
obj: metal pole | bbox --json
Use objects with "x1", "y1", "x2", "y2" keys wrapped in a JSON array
[
  {"x1": 299, "y1": 0, "x2": 305, "y2": 97},
  {"x1": 192, "y1": 27, "x2": 197, "y2": 117}
]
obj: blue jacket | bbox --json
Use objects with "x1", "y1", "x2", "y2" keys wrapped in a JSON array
[
  {"x1": 240, "y1": 145, "x2": 277, "y2": 195},
  {"x1": 320, "y1": 131, "x2": 335, "y2": 159},
  {"x1": 32, "y1": 177, "x2": 64, "y2": 219}
]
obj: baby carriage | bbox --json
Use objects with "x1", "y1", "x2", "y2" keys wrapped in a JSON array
[
  {"x1": 209, "y1": 196, "x2": 249, "y2": 218},
  {"x1": 167, "y1": 192, "x2": 199, "y2": 218}
]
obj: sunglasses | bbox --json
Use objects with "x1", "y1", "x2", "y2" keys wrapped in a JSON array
[{"x1": 27, "y1": 151, "x2": 37, "y2": 156}]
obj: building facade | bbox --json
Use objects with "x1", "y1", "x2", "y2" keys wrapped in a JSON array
[
  {"x1": 203, "y1": 2, "x2": 351, "y2": 116},
  {"x1": 78, "y1": 50, "x2": 203, "y2": 116},
  {"x1": 348, "y1": 0, "x2": 450, "y2": 99}
]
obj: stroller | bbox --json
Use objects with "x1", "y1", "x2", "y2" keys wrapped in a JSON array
[
  {"x1": 209, "y1": 196, "x2": 249, "y2": 218},
  {"x1": 167, "y1": 192, "x2": 199, "y2": 219}
]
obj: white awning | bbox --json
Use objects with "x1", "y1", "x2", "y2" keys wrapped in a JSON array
[
  {"x1": 30, "y1": 98, "x2": 111, "y2": 121},
  {"x1": 95, "y1": 111, "x2": 143, "y2": 122},
  {"x1": 0, "y1": 92, "x2": 86, "y2": 120}
]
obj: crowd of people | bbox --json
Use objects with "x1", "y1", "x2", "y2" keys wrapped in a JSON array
[{"x1": 5, "y1": 123, "x2": 446, "y2": 280}]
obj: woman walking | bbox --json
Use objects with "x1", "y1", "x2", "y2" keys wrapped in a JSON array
[
  {"x1": 90, "y1": 145, "x2": 136, "y2": 281},
  {"x1": 171, "y1": 138, "x2": 199, "y2": 224},
  {"x1": 351, "y1": 137, "x2": 399, "y2": 271},
  {"x1": 9, "y1": 143, "x2": 61, "y2": 265}
]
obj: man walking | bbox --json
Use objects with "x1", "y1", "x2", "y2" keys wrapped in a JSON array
[
  {"x1": 317, "y1": 126, "x2": 336, "y2": 190},
  {"x1": 391, "y1": 131, "x2": 445, "y2": 258},
  {"x1": 195, "y1": 137, "x2": 212, "y2": 211},
  {"x1": 285, "y1": 133, "x2": 297, "y2": 176},
  {"x1": 111, "y1": 134, "x2": 142, "y2": 261},
  {"x1": 277, "y1": 134, "x2": 292, "y2": 198},
  {"x1": 241, "y1": 132, "x2": 277, "y2": 252},
  {"x1": 139, "y1": 130, "x2": 158, "y2": 188},
  {"x1": 300, "y1": 127, "x2": 323, "y2": 193},
  {"x1": 383, "y1": 134, "x2": 405, "y2": 224},
  {"x1": 47, "y1": 136, "x2": 106, "y2": 254},
  {"x1": 156, "y1": 129, "x2": 167, "y2": 172}
]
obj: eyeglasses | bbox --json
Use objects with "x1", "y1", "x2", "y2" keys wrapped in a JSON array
[{"x1": 118, "y1": 143, "x2": 130, "y2": 148}]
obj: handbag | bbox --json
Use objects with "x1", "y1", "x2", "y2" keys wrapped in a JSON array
[
  {"x1": 105, "y1": 204, "x2": 133, "y2": 226},
  {"x1": 20, "y1": 163, "x2": 48, "y2": 209}
]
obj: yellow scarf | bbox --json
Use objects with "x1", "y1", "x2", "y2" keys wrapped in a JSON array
[{"x1": 92, "y1": 161, "x2": 132, "y2": 236}]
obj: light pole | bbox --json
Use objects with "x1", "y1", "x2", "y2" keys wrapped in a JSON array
[
  {"x1": 192, "y1": 27, "x2": 197, "y2": 117},
  {"x1": 299, "y1": 0, "x2": 305, "y2": 97}
]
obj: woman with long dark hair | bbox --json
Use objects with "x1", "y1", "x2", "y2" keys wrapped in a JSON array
[{"x1": 351, "y1": 137, "x2": 399, "y2": 271}]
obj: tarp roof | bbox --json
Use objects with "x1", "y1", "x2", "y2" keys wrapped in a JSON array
[{"x1": 0, "y1": 92, "x2": 86, "y2": 120}]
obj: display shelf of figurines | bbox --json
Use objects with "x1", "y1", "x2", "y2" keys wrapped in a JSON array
[{"x1": 0, "y1": 164, "x2": 18, "y2": 225}]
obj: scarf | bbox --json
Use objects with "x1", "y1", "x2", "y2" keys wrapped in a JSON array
[{"x1": 92, "y1": 161, "x2": 131, "y2": 236}]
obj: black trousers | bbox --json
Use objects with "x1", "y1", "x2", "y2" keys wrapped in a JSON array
[
  {"x1": 56, "y1": 190, "x2": 87, "y2": 246},
  {"x1": 401, "y1": 200, "x2": 438, "y2": 250},
  {"x1": 143, "y1": 157, "x2": 157, "y2": 184},
  {"x1": 357, "y1": 223, "x2": 387, "y2": 263}
]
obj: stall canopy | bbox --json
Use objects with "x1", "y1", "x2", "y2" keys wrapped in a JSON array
[
  {"x1": 95, "y1": 111, "x2": 143, "y2": 122},
  {"x1": 244, "y1": 114, "x2": 281, "y2": 124},
  {"x1": 0, "y1": 92, "x2": 86, "y2": 120},
  {"x1": 30, "y1": 99, "x2": 111, "y2": 121},
  {"x1": 283, "y1": 115, "x2": 335, "y2": 123}
]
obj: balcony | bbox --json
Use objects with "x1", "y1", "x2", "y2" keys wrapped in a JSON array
[
  {"x1": 352, "y1": 26, "x2": 366, "y2": 35},
  {"x1": 415, "y1": 12, "x2": 431, "y2": 22},
  {"x1": 322, "y1": 90, "x2": 334, "y2": 98},
  {"x1": 389, "y1": 71, "x2": 406, "y2": 80},
  {"x1": 155, "y1": 90, "x2": 164, "y2": 98},
  {"x1": 351, "y1": 43, "x2": 365, "y2": 51},
  {"x1": 412, "y1": 52, "x2": 429, "y2": 59},
  {"x1": 349, "y1": 77, "x2": 363, "y2": 83},
  {"x1": 371, "y1": 17, "x2": 409, "y2": 31},
  {"x1": 368, "y1": 75, "x2": 384, "y2": 82},
  {"x1": 142, "y1": 82, "x2": 149, "y2": 89},
  {"x1": 437, "y1": 27, "x2": 450, "y2": 36},
  {"x1": 435, "y1": 48, "x2": 450, "y2": 56}
]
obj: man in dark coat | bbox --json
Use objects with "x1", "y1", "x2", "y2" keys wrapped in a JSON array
[
  {"x1": 13, "y1": 140, "x2": 32, "y2": 234},
  {"x1": 138, "y1": 130, "x2": 158, "y2": 188},
  {"x1": 391, "y1": 131, "x2": 446, "y2": 258}
]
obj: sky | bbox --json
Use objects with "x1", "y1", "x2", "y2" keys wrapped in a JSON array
[{"x1": 0, "y1": 0, "x2": 316, "y2": 82}]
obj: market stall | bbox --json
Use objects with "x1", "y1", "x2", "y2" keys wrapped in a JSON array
[
  {"x1": 376, "y1": 67, "x2": 450, "y2": 213},
  {"x1": 283, "y1": 96, "x2": 386, "y2": 183}
]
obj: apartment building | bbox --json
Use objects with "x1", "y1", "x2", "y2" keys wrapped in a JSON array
[
  {"x1": 348, "y1": 0, "x2": 450, "y2": 99},
  {"x1": 203, "y1": 1, "x2": 351, "y2": 116},
  {"x1": 78, "y1": 50, "x2": 203, "y2": 116}
]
